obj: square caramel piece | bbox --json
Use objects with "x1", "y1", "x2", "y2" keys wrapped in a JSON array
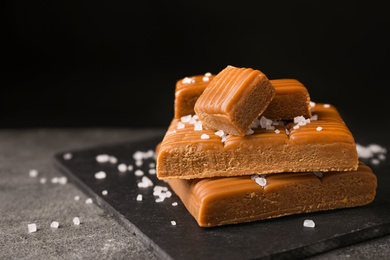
[
  {"x1": 175, "y1": 76, "x2": 311, "y2": 121},
  {"x1": 194, "y1": 65, "x2": 276, "y2": 136},
  {"x1": 156, "y1": 104, "x2": 359, "y2": 180},
  {"x1": 168, "y1": 162, "x2": 376, "y2": 227}
]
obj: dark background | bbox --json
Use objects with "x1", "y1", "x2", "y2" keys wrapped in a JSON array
[{"x1": 2, "y1": 1, "x2": 389, "y2": 135}]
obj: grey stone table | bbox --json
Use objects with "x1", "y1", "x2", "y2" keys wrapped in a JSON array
[{"x1": 1, "y1": 128, "x2": 389, "y2": 259}]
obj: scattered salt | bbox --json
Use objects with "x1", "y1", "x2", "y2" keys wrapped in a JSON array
[
  {"x1": 370, "y1": 158, "x2": 380, "y2": 165},
  {"x1": 215, "y1": 130, "x2": 225, "y2": 137},
  {"x1": 204, "y1": 72, "x2": 212, "y2": 77},
  {"x1": 378, "y1": 154, "x2": 386, "y2": 161},
  {"x1": 303, "y1": 219, "x2": 315, "y2": 228},
  {"x1": 294, "y1": 116, "x2": 306, "y2": 124},
  {"x1": 74, "y1": 195, "x2": 80, "y2": 201},
  {"x1": 255, "y1": 176, "x2": 267, "y2": 187},
  {"x1": 102, "y1": 190, "x2": 108, "y2": 195},
  {"x1": 316, "y1": 126, "x2": 323, "y2": 131},
  {"x1": 172, "y1": 202, "x2": 178, "y2": 206},
  {"x1": 171, "y1": 221, "x2": 177, "y2": 226},
  {"x1": 138, "y1": 176, "x2": 153, "y2": 188},
  {"x1": 203, "y1": 76, "x2": 210, "y2": 82},
  {"x1": 40, "y1": 178, "x2": 47, "y2": 184},
  {"x1": 58, "y1": 176, "x2": 68, "y2": 185},
  {"x1": 96, "y1": 154, "x2": 110, "y2": 163},
  {"x1": 181, "y1": 115, "x2": 192, "y2": 123},
  {"x1": 127, "y1": 165, "x2": 134, "y2": 171},
  {"x1": 85, "y1": 198, "x2": 93, "y2": 204},
  {"x1": 149, "y1": 162, "x2": 156, "y2": 168},
  {"x1": 73, "y1": 217, "x2": 81, "y2": 225},
  {"x1": 118, "y1": 163, "x2": 127, "y2": 172},
  {"x1": 149, "y1": 169, "x2": 156, "y2": 174},
  {"x1": 194, "y1": 121, "x2": 203, "y2": 131},
  {"x1": 259, "y1": 116, "x2": 273, "y2": 129},
  {"x1": 177, "y1": 122, "x2": 185, "y2": 129},
  {"x1": 293, "y1": 125, "x2": 300, "y2": 130},
  {"x1": 136, "y1": 194, "x2": 143, "y2": 201},
  {"x1": 29, "y1": 169, "x2": 38, "y2": 178},
  {"x1": 310, "y1": 101, "x2": 316, "y2": 107},
  {"x1": 63, "y1": 153, "x2": 73, "y2": 160},
  {"x1": 246, "y1": 129, "x2": 254, "y2": 135},
  {"x1": 135, "y1": 169, "x2": 144, "y2": 176},
  {"x1": 182, "y1": 77, "x2": 195, "y2": 84},
  {"x1": 135, "y1": 160, "x2": 143, "y2": 167},
  {"x1": 201, "y1": 134, "x2": 210, "y2": 139},
  {"x1": 310, "y1": 114, "x2": 318, "y2": 121},
  {"x1": 95, "y1": 171, "x2": 106, "y2": 179},
  {"x1": 323, "y1": 104, "x2": 330, "y2": 108},
  {"x1": 275, "y1": 129, "x2": 280, "y2": 134},
  {"x1": 50, "y1": 221, "x2": 59, "y2": 228},
  {"x1": 51, "y1": 177, "x2": 59, "y2": 184},
  {"x1": 109, "y1": 156, "x2": 118, "y2": 164},
  {"x1": 368, "y1": 144, "x2": 387, "y2": 154},
  {"x1": 28, "y1": 223, "x2": 37, "y2": 233}
]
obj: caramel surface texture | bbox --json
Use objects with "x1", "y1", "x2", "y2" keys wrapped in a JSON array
[
  {"x1": 157, "y1": 104, "x2": 358, "y2": 179},
  {"x1": 168, "y1": 162, "x2": 376, "y2": 227},
  {"x1": 194, "y1": 65, "x2": 275, "y2": 136}
]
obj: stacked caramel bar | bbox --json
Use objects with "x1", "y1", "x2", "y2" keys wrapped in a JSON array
[{"x1": 157, "y1": 65, "x2": 377, "y2": 227}]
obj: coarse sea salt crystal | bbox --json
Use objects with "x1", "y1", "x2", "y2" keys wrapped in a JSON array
[
  {"x1": 324, "y1": 104, "x2": 330, "y2": 108},
  {"x1": 171, "y1": 221, "x2": 177, "y2": 226},
  {"x1": 194, "y1": 121, "x2": 203, "y2": 131},
  {"x1": 205, "y1": 72, "x2": 212, "y2": 77},
  {"x1": 95, "y1": 171, "x2": 106, "y2": 179},
  {"x1": 370, "y1": 158, "x2": 380, "y2": 165},
  {"x1": 149, "y1": 169, "x2": 156, "y2": 174},
  {"x1": 275, "y1": 129, "x2": 280, "y2": 134},
  {"x1": 368, "y1": 144, "x2": 387, "y2": 154},
  {"x1": 102, "y1": 190, "x2": 108, "y2": 195},
  {"x1": 293, "y1": 125, "x2": 300, "y2": 130},
  {"x1": 181, "y1": 115, "x2": 192, "y2": 123},
  {"x1": 50, "y1": 221, "x2": 59, "y2": 228},
  {"x1": 310, "y1": 114, "x2": 318, "y2": 121},
  {"x1": 73, "y1": 217, "x2": 81, "y2": 225},
  {"x1": 118, "y1": 163, "x2": 127, "y2": 172},
  {"x1": 136, "y1": 194, "x2": 143, "y2": 201},
  {"x1": 246, "y1": 129, "x2": 254, "y2": 135},
  {"x1": 182, "y1": 77, "x2": 194, "y2": 84},
  {"x1": 215, "y1": 130, "x2": 225, "y2": 137},
  {"x1": 201, "y1": 134, "x2": 210, "y2": 139},
  {"x1": 316, "y1": 126, "x2": 323, "y2": 131},
  {"x1": 172, "y1": 202, "x2": 178, "y2": 206},
  {"x1": 58, "y1": 176, "x2": 67, "y2": 185},
  {"x1": 51, "y1": 177, "x2": 59, "y2": 184},
  {"x1": 203, "y1": 76, "x2": 210, "y2": 82},
  {"x1": 40, "y1": 178, "x2": 47, "y2": 184},
  {"x1": 255, "y1": 176, "x2": 267, "y2": 187},
  {"x1": 135, "y1": 169, "x2": 144, "y2": 176},
  {"x1": 85, "y1": 198, "x2": 93, "y2": 204},
  {"x1": 127, "y1": 165, "x2": 134, "y2": 171},
  {"x1": 74, "y1": 195, "x2": 80, "y2": 201},
  {"x1": 96, "y1": 154, "x2": 110, "y2": 163},
  {"x1": 294, "y1": 116, "x2": 306, "y2": 124},
  {"x1": 149, "y1": 162, "x2": 155, "y2": 168},
  {"x1": 177, "y1": 122, "x2": 185, "y2": 129},
  {"x1": 63, "y1": 153, "x2": 72, "y2": 160},
  {"x1": 109, "y1": 156, "x2": 118, "y2": 164},
  {"x1": 28, "y1": 223, "x2": 37, "y2": 233},
  {"x1": 310, "y1": 101, "x2": 316, "y2": 107},
  {"x1": 303, "y1": 219, "x2": 315, "y2": 228},
  {"x1": 29, "y1": 169, "x2": 38, "y2": 178}
]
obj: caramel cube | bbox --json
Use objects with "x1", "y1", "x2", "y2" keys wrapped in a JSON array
[
  {"x1": 194, "y1": 65, "x2": 276, "y2": 136},
  {"x1": 168, "y1": 162, "x2": 376, "y2": 227},
  {"x1": 157, "y1": 104, "x2": 358, "y2": 180}
]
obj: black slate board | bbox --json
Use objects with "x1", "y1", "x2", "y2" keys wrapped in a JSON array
[{"x1": 54, "y1": 134, "x2": 390, "y2": 260}]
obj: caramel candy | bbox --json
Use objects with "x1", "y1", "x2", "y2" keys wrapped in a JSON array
[
  {"x1": 194, "y1": 65, "x2": 276, "y2": 136},
  {"x1": 168, "y1": 162, "x2": 377, "y2": 227},
  {"x1": 157, "y1": 104, "x2": 358, "y2": 179},
  {"x1": 175, "y1": 76, "x2": 311, "y2": 120},
  {"x1": 175, "y1": 74, "x2": 216, "y2": 118}
]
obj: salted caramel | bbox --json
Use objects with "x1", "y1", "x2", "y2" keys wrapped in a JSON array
[
  {"x1": 194, "y1": 65, "x2": 276, "y2": 136},
  {"x1": 168, "y1": 162, "x2": 377, "y2": 227},
  {"x1": 157, "y1": 104, "x2": 358, "y2": 179},
  {"x1": 175, "y1": 76, "x2": 311, "y2": 120}
]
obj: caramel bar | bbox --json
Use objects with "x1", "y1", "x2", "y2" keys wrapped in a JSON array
[
  {"x1": 168, "y1": 162, "x2": 376, "y2": 227},
  {"x1": 175, "y1": 76, "x2": 311, "y2": 120},
  {"x1": 175, "y1": 74, "x2": 216, "y2": 118},
  {"x1": 157, "y1": 104, "x2": 358, "y2": 179},
  {"x1": 194, "y1": 65, "x2": 276, "y2": 136}
]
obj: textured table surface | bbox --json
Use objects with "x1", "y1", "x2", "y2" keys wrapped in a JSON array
[{"x1": 1, "y1": 128, "x2": 389, "y2": 259}]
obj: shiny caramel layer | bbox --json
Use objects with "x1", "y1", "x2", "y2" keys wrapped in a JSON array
[
  {"x1": 194, "y1": 65, "x2": 276, "y2": 136},
  {"x1": 168, "y1": 162, "x2": 376, "y2": 227},
  {"x1": 175, "y1": 76, "x2": 311, "y2": 120},
  {"x1": 157, "y1": 104, "x2": 358, "y2": 179}
]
